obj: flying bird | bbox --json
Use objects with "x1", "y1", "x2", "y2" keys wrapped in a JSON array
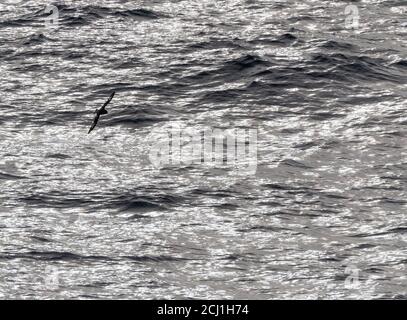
[{"x1": 88, "y1": 91, "x2": 115, "y2": 134}]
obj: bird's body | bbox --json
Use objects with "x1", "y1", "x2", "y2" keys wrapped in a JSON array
[{"x1": 88, "y1": 92, "x2": 115, "y2": 134}]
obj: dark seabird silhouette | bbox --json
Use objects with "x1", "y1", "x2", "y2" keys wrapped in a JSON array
[{"x1": 88, "y1": 91, "x2": 115, "y2": 134}]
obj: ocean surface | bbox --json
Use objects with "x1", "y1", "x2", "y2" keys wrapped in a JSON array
[{"x1": 0, "y1": 0, "x2": 406, "y2": 299}]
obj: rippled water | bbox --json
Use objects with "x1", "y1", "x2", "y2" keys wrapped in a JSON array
[{"x1": 0, "y1": 0, "x2": 406, "y2": 299}]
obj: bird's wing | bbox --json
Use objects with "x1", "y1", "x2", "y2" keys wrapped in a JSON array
[
  {"x1": 100, "y1": 91, "x2": 115, "y2": 111},
  {"x1": 88, "y1": 113, "x2": 100, "y2": 134}
]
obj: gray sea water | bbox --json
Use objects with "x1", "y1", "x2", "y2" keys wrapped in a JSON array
[{"x1": 0, "y1": 0, "x2": 406, "y2": 299}]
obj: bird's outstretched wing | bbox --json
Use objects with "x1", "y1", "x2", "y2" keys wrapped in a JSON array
[
  {"x1": 101, "y1": 91, "x2": 115, "y2": 111},
  {"x1": 88, "y1": 113, "x2": 100, "y2": 134},
  {"x1": 87, "y1": 91, "x2": 115, "y2": 134}
]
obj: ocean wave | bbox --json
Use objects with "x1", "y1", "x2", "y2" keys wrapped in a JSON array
[
  {"x1": 0, "y1": 7, "x2": 47, "y2": 28},
  {"x1": 391, "y1": 60, "x2": 407, "y2": 68},
  {"x1": 124, "y1": 255, "x2": 187, "y2": 262},
  {"x1": 109, "y1": 193, "x2": 183, "y2": 212},
  {"x1": 1, "y1": 5, "x2": 161, "y2": 29},
  {"x1": 250, "y1": 33, "x2": 299, "y2": 46},
  {"x1": 319, "y1": 40, "x2": 356, "y2": 51},
  {"x1": 19, "y1": 33, "x2": 54, "y2": 45},
  {"x1": 182, "y1": 54, "x2": 271, "y2": 88},
  {"x1": 0, "y1": 251, "x2": 112, "y2": 262},
  {"x1": 0, "y1": 172, "x2": 26, "y2": 180},
  {"x1": 20, "y1": 194, "x2": 95, "y2": 209}
]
